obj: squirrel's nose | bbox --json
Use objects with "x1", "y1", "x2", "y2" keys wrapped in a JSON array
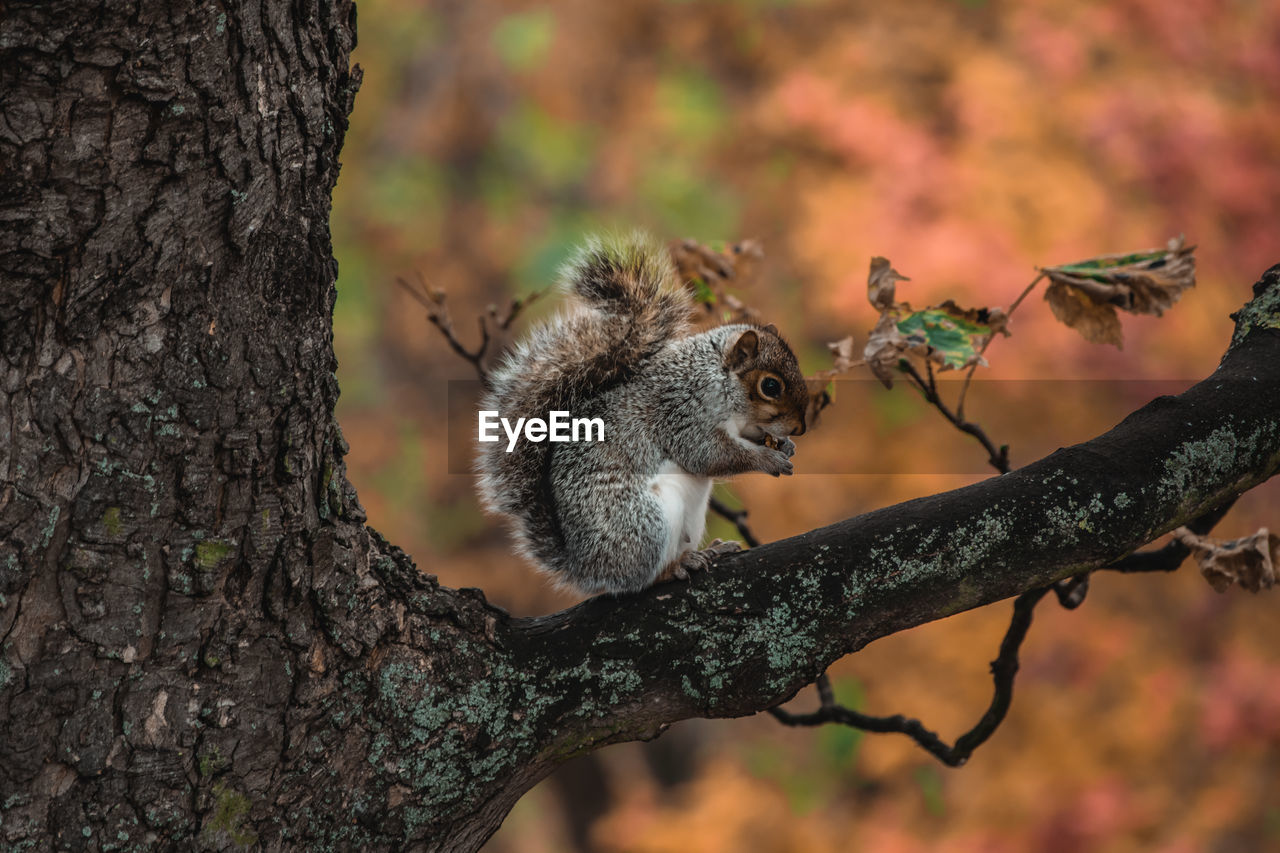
[{"x1": 791, "y1": 417, "x2": 806, "y2": 437}]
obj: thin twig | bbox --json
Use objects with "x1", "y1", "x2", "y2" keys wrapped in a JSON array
[
  {"x1": 900, "y1": 361, "x2": 1010, "y2": 475},
  {"x1": 956, "y1": 272, "x2": 1045, "y2": 420},
  {"x1": 400, "y1": 272, "x2": 543, "y2": 389},
  {"x1": 708, "y1": 495, "x2": 762, "y2": 549},
  {"x1": 770, "y1": 587, "x2": 1052, "y2": 767}
]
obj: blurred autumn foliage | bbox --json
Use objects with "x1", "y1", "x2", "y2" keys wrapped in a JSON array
[{"x1": 329, "y1": 0, "x2": 1280, "y2": 850}]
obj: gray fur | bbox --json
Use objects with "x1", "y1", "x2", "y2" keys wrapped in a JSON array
[{"x1": 476, "y1": 232, "x2": 801, "y2": 595}]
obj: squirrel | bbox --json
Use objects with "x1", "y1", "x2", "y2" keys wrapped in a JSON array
[{"x1": 476, "y1": 232, "x2": 809, "y2": 595}]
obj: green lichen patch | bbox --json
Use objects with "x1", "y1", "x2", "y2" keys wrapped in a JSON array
[
  {"x1": 1158, "y1": 422, "x2": 1279, "y2": 511},
  {"x1": 41, "y1": 505, "x2": 61, "y2": 548},
  {"x1": 194, "y1": 540, "x2": 234, "y2": 569},
  {"x1": 1231, "y1": 274, "x2": 1280, "y2": 348},
  {"x1": 206, "y1": 783, "x2": 256, "y2": 847},
  {"x1": 198, "y1": 748, "x2": 229, "y2": 777},
  {"x1": 101, "y1": 507, "x2": 124, "y2": 537}
]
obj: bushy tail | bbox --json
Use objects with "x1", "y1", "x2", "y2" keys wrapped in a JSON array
[
  {"x1": 558, "y1": 232, "x2": 693, "y2": 391},
  {"x1": 476, "y1": 232, "x2": 693, "y2": 573}
]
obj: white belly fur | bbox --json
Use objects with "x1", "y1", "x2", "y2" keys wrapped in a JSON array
[{"x1": 648, "y1": 460, "x2": 712, "y2": 572}]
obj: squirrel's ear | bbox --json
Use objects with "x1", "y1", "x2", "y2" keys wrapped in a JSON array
[
  {"x1": 726, "y1": 329, "x2": 759, "y2": 369},
  {"x1": 761, "y1": 323, "x2": 778, "y2": 336}
]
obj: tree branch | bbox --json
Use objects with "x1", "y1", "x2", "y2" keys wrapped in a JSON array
[
  {"x1": 766, "y1": 498, "x2": 1234, "y2": 763},
  {"x1": 773, "y1": 279, "x2": 1238, "y2": 760}
]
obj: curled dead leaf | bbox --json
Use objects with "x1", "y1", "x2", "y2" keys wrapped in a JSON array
[
  {"x1": 1044, "y1": 280, "x2": 1124, "y2": 348},
  {"x1": 863, "y1": 311, "x2": 908, "y2": 388},
  {"x1": 1173, "y1": 526, "x2": 1278, "y2": 593},
  {"x1": 805, "y1": 335, "x2": 862, "y2": 428},
  {"x1": 867, "y1": 256, "x2": 910, "y2": 311},
  {"x1": 809, "y1": 335, "x2": 860, "y2": 383},
  {"x1": 1040, "y1": 236, "x2": 1196, "y2": 347}
]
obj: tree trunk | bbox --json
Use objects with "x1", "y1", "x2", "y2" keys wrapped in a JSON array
[{"x1": 3, "y1": 2, "x2": 1280, "y2": 852}]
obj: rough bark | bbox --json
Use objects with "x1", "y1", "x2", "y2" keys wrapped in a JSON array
[{"x1": 2, "y1": 2, "x2": 1280, "y2": 852}]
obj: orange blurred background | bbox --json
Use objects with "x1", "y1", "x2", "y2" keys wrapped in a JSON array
[{"x1": 330, "y1": 1, "x2": 1280, "y2": 849}]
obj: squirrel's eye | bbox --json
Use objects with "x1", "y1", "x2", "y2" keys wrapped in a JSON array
[{"x1": 759, "y1": 375, "x2": 783, "y2": 399}]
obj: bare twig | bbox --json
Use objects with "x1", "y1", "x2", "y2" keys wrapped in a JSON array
[
  {"x1": 708, "y1": 495, "x2": 762, "y2": 549},
  {"x1": 956, "y1": 272, "x2": 1045, "y2": 420},
  {"x1": 400, "y1": 272, "x2": 542, "y2": 388},
  {"x1": 771, "y1": 287, "x2": 1033, "y2": 764},
  {"x1": 900, "y1": 360, "x2": 1011, "y2": 475},
  {"x1": 771, "y1": 587, "x2": 1052, "y2": 767}
]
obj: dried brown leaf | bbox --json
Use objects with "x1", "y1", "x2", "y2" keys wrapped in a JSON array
[
  {"x1": 1040, "y1": 236, "x2": 1196, "y2": 346},
  {"x1": 867, "y1": 256, "x2": 910, "y2": 311},
  {"x1": 809, "y1": 335, "x2": 860, "y2": 383},
  {"x1": 1044, "y1": 280, "x2": 1124, "y2": 348},
  {"x1": 1174, "y1": 526, "x2": 1279, "y2": 593},
  {"x1": 804, "y1": 336, "x2": 863, "y2": 427},
  {"x1": 863, "y1": 311, "x2": 906, "y2": 388}
]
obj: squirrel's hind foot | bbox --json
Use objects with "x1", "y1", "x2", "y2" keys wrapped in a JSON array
[{"x1": 655, "y1": 539, "x2": 744, "y2": 584}]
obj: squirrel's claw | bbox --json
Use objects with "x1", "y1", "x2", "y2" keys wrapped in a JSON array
[
  {"x1": 702, "y1": 538, "x2": 743, "y2": 557},
  {"x1": 760, "y1": 448, "x2": 794, "y2": 477},
  {"x1": 681, "y1": 539, "x2": 744, "y2": 572},
  {"x1": 656, "y1": 540, "x2": 744, "y2": 585}
]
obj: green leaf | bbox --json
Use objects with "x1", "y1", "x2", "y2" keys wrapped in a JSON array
[
  {"x1": 894, "y1": 307, "x2": 992, "y2": 370},
  {"x1": 1048, "y1": 247, "x2": 1174, "y2": 281}
]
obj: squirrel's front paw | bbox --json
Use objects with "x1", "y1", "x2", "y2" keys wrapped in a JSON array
[
  {"x1": 757, "y1": 445, "x2": 794, "y2": 477},
  {"x1": 767, "y1": 435, "x2": 796, "y2": 458}
]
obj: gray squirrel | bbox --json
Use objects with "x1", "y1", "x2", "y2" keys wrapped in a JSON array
[{"x1": 476, "y1": 233, "x2": 809, "y2": 595}]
